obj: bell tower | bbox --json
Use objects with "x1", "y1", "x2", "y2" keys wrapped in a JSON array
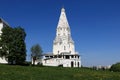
[{"x1": 53, "y1": 8, "x2": 75, "y2": 55}]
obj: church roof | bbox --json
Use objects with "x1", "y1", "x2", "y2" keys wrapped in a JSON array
[
  {"x1": 60, "y1": 52, "x2": 79, "y2": 56},
  {"x1": 57, "y1": 7, "x2": 70, "y2": 28},
  {"x1": 0, "y1": 18, "x2": 10, "y2": 27},
  {"x1": 43, "y1": 52, "x2": 79, "y2": 56}
]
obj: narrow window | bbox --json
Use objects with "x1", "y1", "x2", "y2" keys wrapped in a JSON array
[
  {"x1": 78, "y1": 56, "x2": 79, "y2": 59},
  {"x1": 64, "y1": 46, "x2": 66, "y2": 50},
  {"x1": 66, "y1": 55, "x2": 69, "y2": 59},
  {"x1": 71, "y1": 55, "x2": 73, "y2": 58}
]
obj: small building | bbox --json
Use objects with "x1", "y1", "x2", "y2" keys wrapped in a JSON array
[
  {"x1": 41, "y1": 8, "x2": 81, "y2": 67},
  {"x1": 0, "y1": 18, "x2": 9, "y2": 64}
]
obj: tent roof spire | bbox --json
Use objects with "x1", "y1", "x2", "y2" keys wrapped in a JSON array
[{"x1": 57, "y1": 7, "x2": 69, "y2": 28}]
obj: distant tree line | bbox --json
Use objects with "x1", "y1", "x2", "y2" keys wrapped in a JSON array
[{"x1": 0, "y1": 26, "x2": 26, "y2": 65}]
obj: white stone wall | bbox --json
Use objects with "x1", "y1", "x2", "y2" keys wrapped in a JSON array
[
  {"x1": 0, "y1": 22, "x2": 3, "y2": 35},
  {"x1": 0, "y1": 57, "x2": 8, "y2": 64},
  {"x1": 42, "y1": 57, "x2": 81, "y2": 67}
]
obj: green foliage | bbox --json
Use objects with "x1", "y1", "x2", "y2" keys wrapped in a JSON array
[
  {"x1": 31, "y1": 44, "x2": 43, "y2": 65},
  {"x1": 0, "y1": 64, "x2": 120, "y2": 80},
  {"x1": 110, "y1": 62, "x2": 120, "y2": 72},
  {"x1": 0, "y1": 26, "x2": 12, "y2": 57},
  {"x1": 0, "y1": 26, "x2": 26, "y2": 64},
  {"x1": 31, "y1": 44, "x2": 43, "y2": 58}
]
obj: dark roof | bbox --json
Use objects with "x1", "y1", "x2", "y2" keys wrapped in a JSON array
[
  {"x1": 42, "y1": 52, "x2": 53, "y2": 56},
  {"x1": 60, "y1": 52, "x2": 79, "y2": 55},
  {"x1": 42, "y1": 53, "x2": 80, "y2": 56}
]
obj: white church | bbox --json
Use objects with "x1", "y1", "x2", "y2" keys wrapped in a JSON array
[{"x1": 40, "y1": 8, "x2": 81, "y2": 67}]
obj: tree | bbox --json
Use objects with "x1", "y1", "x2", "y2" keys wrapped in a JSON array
[
  {"x1": 31, "y1": 44, "x2": 43, "y2": 65},
  {"x1": 0, "y1": 26, "x2": 12, "y2": 58},
  {"x1": 110, "y1": 62, "x2": 120, "y2": 72},
  {"x1": 0, "y1": 26, "x2": 26, "y2": 64}
]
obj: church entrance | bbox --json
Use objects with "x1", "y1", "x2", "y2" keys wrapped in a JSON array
[
  {"x1": 71, "y1": 61, "x2": 74, "y2": 67},
  {"x1": 78, "y1": 62, "x2": 79, "y2": 67}
]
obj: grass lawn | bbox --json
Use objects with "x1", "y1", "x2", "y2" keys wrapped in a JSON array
[{"x1": 0, "y1": 64, "x2": 120, "y2": 80}]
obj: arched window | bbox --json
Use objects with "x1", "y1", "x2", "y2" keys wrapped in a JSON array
[
  {"x1": 78, "y1": 62, "x2": 79, "y2": 67},
  {"x1": 64, "y1": 46, "x2": 66, "y2": 50},
  {"x1": 69, "y1": 44, "x2": 70, "y2": 48},
  {"x1": 60, "y1": 28, "x2": 62, "y2": 30},
  {"x1": 71, "y1": 61, "x2": 74, "y2": 67}
]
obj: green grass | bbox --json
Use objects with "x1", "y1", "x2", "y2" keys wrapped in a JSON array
[{"x1": 0, "y1": 64, "x2": 120, "y2": 80}]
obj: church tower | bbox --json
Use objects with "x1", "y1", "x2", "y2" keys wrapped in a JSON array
[
  {"x1": 53, "y1": 8, "x2": 76, "y2": 55},
  {"x1": 42, "y1": 7, "x2": 81, "y2": 67}
]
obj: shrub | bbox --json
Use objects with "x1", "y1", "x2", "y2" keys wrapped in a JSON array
[
  {"x1": 22, "y1": 61, "x2": 31, "y2": 66},
  {"x1": 58, "y1": 64, "x2": 63, "y2": 67},
  {"x1": 110, "y1": 62, "x2": 120, "y2": 72}
]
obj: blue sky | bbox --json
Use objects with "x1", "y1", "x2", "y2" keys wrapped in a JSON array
[{"x1": 0, "y1": 0, "x2": 120, "y2": 66}]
